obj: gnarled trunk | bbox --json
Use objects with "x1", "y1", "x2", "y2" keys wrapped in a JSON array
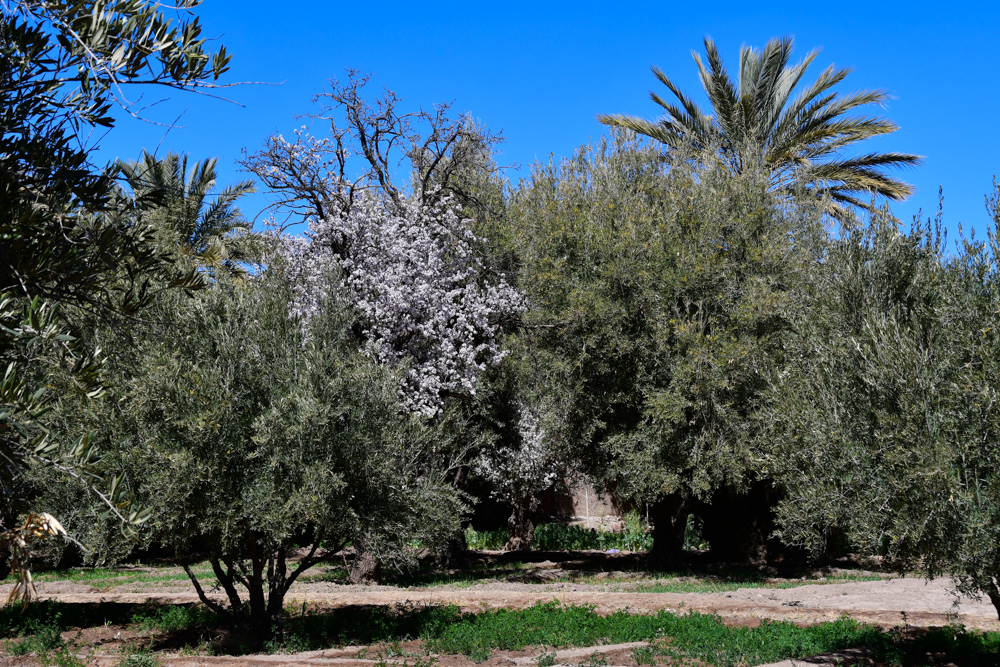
[
  {"x1": 348, "y1": 534, "x2": 382, "y2": 583},
  {"x1": 183, "y1": 534, "x2": 322, "y2": 645},
  {"x1": 648, "y1": 493, "x2": 690, "y2": 569},
  {"x1": 504, "y1": 499, "x2": 535, "y2": 551},
  {"x1": 985, "y1": 579, "x2": 1000, "y2": 621}
]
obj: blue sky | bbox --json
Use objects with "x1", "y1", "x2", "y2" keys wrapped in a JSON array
[{"x1": 94, "y1": 1, "x2": 1000, "y2": 244}]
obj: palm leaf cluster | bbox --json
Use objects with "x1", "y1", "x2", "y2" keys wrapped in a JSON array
[
  {"x1": 118, "y1": 152, "x2": 258, "y2": 277},
  {"x1": 598, "y1": 37, "x2": 922, "y2": 215}
]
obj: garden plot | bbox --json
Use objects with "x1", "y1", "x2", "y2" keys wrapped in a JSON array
[{"x1": 3, "y1": 553, "x2": 1000, "y2": 667}]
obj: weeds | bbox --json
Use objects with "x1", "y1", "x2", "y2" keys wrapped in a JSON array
[
  {"x1": 130, "y1": 605, "x2": 218, "y2": 634},
  {"x1": 3, "y1": 599, "x2": 1000, "y2": 666},
  {"x1": 47, "y1": 649, "x2": 86, "y2": 667},
  {"x1": 5, "y1": 610, "x2": 65, "y2": 655},
  {"x1": 116, "y1": 643, "x2": 160, "y2": 667},
  {"x1": 577, "y1": 653, "x2": 608, "y2": 667},
  {"x1": 632, "y1": 645, "x2": 657, "y2": 665},
  {"x1": 537, "y1": 650, "x2": 557, "y2": 667},
  {"x1": 422, "y1": 601, "x2": 885, "y2": 665}
]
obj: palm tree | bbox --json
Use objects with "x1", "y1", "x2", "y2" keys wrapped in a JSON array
[
  {"x1": 598, "y1": 37, "x2": 922, "y2": 215},
  {"x1": 119, "y1": 152, "x2": 258, "y2": 277}
]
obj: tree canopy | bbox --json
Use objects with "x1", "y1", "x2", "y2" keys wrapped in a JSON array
[{"x1": 598, "y1": 37, "x2": 921, "y2": 216}]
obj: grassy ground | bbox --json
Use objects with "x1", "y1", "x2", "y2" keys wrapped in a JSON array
[
  {"x1": 18, "y1": 555, "x2": 886, "y2": 595},
  {"x1": 27, "y1": 563, "x2": 218, "y2": 590},
  {"x1": 1, "y1": 600, "x2": 998, "y2": 666}
]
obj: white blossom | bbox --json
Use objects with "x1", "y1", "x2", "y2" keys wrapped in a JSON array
[
  {"x1": 474, "y1": 404, "x2": 563, "y2": 509},
  {"x1": 274, "y1": 192, "x2": 524, "y2": 417}
]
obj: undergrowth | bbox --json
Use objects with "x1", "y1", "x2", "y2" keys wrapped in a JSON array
[
  {"x1": 464, "y1": 512, "x2": 707, "y2": 552},
  {"x1": 3, "y1": 600, "x2": 1000, "y2": 666}
]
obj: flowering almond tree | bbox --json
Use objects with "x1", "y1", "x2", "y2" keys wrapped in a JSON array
[
  {"x1": 273, "y1": 192, "x2": 523, "y2": 417},
  {"x1": 247, "y1": 73, "x2": 524, "y2": 417}
]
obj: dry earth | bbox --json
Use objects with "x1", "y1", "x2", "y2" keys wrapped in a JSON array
[{"x1": 4, "y1": 567, "x2": 996, "y2": 629}]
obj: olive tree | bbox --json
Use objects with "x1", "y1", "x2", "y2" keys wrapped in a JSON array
[
  {"x1": 105, "y1": 264, "x2": 464, "y2": 641},
  {"x1": 772, "y1": 190, "x2": 1000, "y2": 618},
  {"x1": 509, "y1": 132, "x2": 823, "y2": 565}
]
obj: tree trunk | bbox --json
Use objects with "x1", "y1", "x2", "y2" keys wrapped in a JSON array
[
  {"x1": 695, "y1": 481, "x2": 794, "y2": 564},
  {"x1": 264, "y1": 550, "x2": 288, "y2": 642},
  {"x1": 246, "y1": 538, "x2": 270, "y2": 642},
  {"x1": 985, "y1": 579, "x2": 1000, "y2": 621},
  {"x1": 348, "y1": 536, "x2": 382, "y2": 583},
  {"x1": 648, "y1": 493, "x2": 690, "y2": 569},
  {"x1": 186, "y1": 540, "x2": 326, "y2": 647},
  {"x1": 0, "y1": 502, "x2": 17, "y2": 581},
  {"x1": 504, "y1": 500, "x2": 535, "y2": 552}
]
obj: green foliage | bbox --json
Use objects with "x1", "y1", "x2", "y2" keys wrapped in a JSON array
[
  {"x1": 508, "y1": 131, "x2": 824, "y2": 560},
  {"x1": 424, "y1": 602, "x2": 880, "y2": 666},
  {"x1": 0, "y1": 0, "x2": 230, "y2": 562},
  {"x1": 682, "y1": 515, "x2": 709, "y2": 551},
  {"x1": 4, "y1": 611, "x2": 65, "y2": 655},
  {"x1": 117, "y1": 152, "x2": 260, "y2": 279},
  {"x1": 90, "y1": 268, "x2": 464, "y2": 640},
  {"x1": 40, "y1": 646, "x2": 86, "y2": 667},
  {"x1": 4, "y1": 599, "x2": 998, "y2": 666},
  {"x1": 131, "y1": 605, "x2": 218, "y2": 634},
  {"x1": 1, "y1": 0, "x2": 228, "y2": 312},
  {"x1": 464, "y1": 526, "x2": 508, "y2": 551},
  {"x1": 463, "y1": 518, "x2": 654, "y2": 552},
  {"x1": 534, "y1": 522, "x2": 653, "y2": 552},
  {"x1": 770, "y1": 189, "x2": 1000, "y2": 613}
]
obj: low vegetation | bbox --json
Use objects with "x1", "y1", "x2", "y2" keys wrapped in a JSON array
[{"x1": 1, "y1": 600, "x2": 999, "y2": 667}]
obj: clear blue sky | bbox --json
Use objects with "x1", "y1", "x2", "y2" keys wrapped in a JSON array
[{"x1": 94, "y1": 0, "x2": 1000, "y2": 244}]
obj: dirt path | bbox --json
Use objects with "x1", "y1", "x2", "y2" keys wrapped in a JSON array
[{"x1": 4, "y1": 575, "x2": 997, "y2": 631}]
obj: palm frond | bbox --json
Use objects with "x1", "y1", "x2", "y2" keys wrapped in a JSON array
[
  {"x1": 602, "y1": 37, "x2": 919, "y2": 212},
  {"x1": 695, "y1": 37, "x2": 739, "y2": 140},
  {"x1": 650, "y1": 66, "x2": 713, "y2": 135},
  {"x1": 596, "y1": 114, "x2": 688, "y2": 145}
]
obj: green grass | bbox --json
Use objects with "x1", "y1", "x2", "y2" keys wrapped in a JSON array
[
  {"x1": 414, "y1": 602, "x2": 1000, "y2": 666},
  {"x1": 16, "y1": 558, "x2": 886, "y2": 600},
  {"x1": 417, "y1": 602, "x2": 880, "y2": 664},
  {"x1": 23, "y1": 564, "x2": 218, "y2": 591},
  {"x1": 464, "y1": 522, "x2": 655, "y2": 552},
  {"x1": 3, "y1": 600, "x2": 1000, "y2": 666},
  {"x1": 378, "y1": 557, "x2": 884, "y2": 593},
  {"x1": 632, "y1": 571, "x2": 885, "y2": 594}
]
